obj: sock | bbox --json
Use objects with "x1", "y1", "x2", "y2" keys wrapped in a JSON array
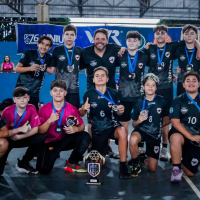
[
  {"x1": 138, "y1": 142, "x2": 144, "y2": 148},
  {"x1": 131, "y1": 157, "x2": 139, "y2": 165},
  {"x1": 120, "y1": 161, "x2": 127, "y2": 167},
  {"x1": 173, "y1": 163, "x2": 181, "y2": 169},
  {"x1": 162, "y1": 143, "x2": 167, "y2": 148}
]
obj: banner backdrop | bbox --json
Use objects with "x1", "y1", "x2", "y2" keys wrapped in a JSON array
[{"x1": 15, "y1": 23, "x2": 184, "y2": 54}]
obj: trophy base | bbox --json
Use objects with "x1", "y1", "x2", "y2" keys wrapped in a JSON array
[{"x1": 86, "y1": 177, "x2": 101, "y2": 185}]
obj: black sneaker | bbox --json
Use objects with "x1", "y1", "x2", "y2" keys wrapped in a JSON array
[
  {"x1": 138, "y1": 153, "x2": 148, "y2": 164},
  {"x1": 128, "y1": 158, "x2": 135, "y2": 166},
  {"x1": 119, "y1": 163, "x2": 131, "y2": 179},
  {"x1": 15, "y1": 158, "x2": 38, "y2": 175},
  {"x1": 131, "y1": 163, "x2": 141, "y2": 178}
]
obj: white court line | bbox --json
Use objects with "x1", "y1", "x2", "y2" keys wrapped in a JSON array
[{"x1": 183, "y1": 174, "x2": 200, "y2": 199}]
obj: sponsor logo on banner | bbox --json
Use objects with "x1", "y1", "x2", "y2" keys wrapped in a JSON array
[
  {"x1": 180, "y1": 55, "x2": 186, "y2": 61},
  {"x1": 109, "y1": 57, "x2": 115, "y2": 63},
  {"x1": 157, "y1": 108, "x2": 162, "y2": 114},
  {"x1": 59, "y1": 56, "x2": 66, "y2": 61},
  {"x1": 191, "y1": 158, "x2": 198, "y2": 166},
  {"x1": 75, "y1": 55, "x2": 80, "y2": 60},
  {"x1": 90, "y1": 60, "x2": 97, "y2": 67},
  {"x1": 150, "y1": 53, "x2": 156, "y2": 59},
  {"x1": 181, "y1": 107, "x2": 188, "y2": 114},
  {"x1": 154, "y1": 146, "x2": 160, "y2": 154},
  {"x1": 165, "y1": 52, "x2": 170, "y2": 58}
]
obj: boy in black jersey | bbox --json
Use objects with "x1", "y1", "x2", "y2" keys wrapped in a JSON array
[
  {"x1": 144, "y1": 25, "x2": 200, "y2": 161},
  {"x1": 175, "y1": 25, "x2": 200, "y2": 95},
  {"x1": 129, "y1": 73, "x2": 169, "y2": 177},
  {"x1": 15, "y1": 36, "x2": 53, "y2": 111},
  {"x1": 169, "y1": 71, "x2": 200, "y2": 182},
  {"x1": 80, "y1": 66, "x2": 131, "y2": 179},
  {"x1": 50, "y1": 25, "x2": 81, "y2": 109}
]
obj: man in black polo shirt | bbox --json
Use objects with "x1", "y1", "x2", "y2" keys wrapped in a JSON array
[
  {"x1": 169, "y1": 71, "x2": 200, "y2": 182},
  {"x1": 175, "y1": 24, "x2": 200, "y2": 96},
  {"x1": 144, "y1": 25, "x2": 200, "y2": 161},
  {"x1": 15, "y1": 36, "x2": 53, "y2": 111},
  {"x1": 79, "y1": 66, "x2": 130, "y2": 179},
  {"x1": 50, "y1": 25, "x2": 81, "y2": 109}
]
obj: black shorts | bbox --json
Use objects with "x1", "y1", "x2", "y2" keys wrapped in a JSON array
[
  {"x1": 169, "y1": 127, "x2": 200, "y2": 174},
  {"x1": 65, "y1": 93, "x2": 80, "y2": 109},
  {"x1": 133, "y1": 128, "x2": 161, "y2": 160},
  {"x1": 156, "y1": 87, "x2": 173, "y2": 111},
  {"x1": 118, "y1": 101, "x2": 137, "y2": 122},
  {"x1": 29, "y1": 96, "x2": 40, "y2": 111},
  {"x1": 92, "y1": 126, "x2": 120, "y2": 155}
]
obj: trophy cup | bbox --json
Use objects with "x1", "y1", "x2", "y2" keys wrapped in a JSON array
[
  {"x1": 83, "y1": 150, "x2": 105, "y2": 185},
  {"x1": 63, "y1": 115, "x2": 79, "y2": 129}
]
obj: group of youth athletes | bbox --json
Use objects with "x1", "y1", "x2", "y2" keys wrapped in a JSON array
[{"x1": 0, "y1": 23, "x2": 200, "y2": 183}]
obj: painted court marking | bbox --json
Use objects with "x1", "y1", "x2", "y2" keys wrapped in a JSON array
[{"x1": 183, "y1": 174, "x2": 200, "y2": 199}]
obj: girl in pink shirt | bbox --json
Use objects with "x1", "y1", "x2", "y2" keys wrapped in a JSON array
[{"x1": 1, "y1": 55, "x2": 15, "y2": 73}]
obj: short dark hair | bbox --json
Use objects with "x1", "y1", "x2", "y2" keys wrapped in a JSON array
[
  {"x1": 94, "y1": 28, "x2": 109, "y2": 40},
  {"x1": 38, "y1": 35, "x2": 53, "y2": 47},
  {"x1": 51, "y1": 80, "x2": 67, "y2": 90},
  {"x1": 93, "y1": 66, "x2": 109, "y2": 77},
  {"x1": 13, "y1": 87, "x2": 29, "y2": 97},
  {"x1": 126, "y1": 31, "x2": 141, "y2": 40},
  {"x1": 153, "y1": 25, "x2": 168, "y2": 33},
  {"x1": 4, "y1": 55, "x2": 10, "y2": 63},
  {"x1": 183, "y1": 70, "x2": 200, "y2": 83},
  {"x1": 63, "y1": 25, "x2": 77, "y2": 35},
  {"x1": 182, "y1": 24, "x2": 198, "y2": 35}
]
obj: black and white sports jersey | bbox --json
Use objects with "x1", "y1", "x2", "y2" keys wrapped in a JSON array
[
  {"x1": 51, "y1": 45, "x2": 82, "y2": 94},
  {"x1": 170, "y1": 93, "x2": 200, "y2": 137},
  {"x1": 16, "y1": 50, "x2": 52, "y2": 97},
  {"x1": 174, "y1": 47, "x2": 200, "y2": 83},
  {"x1": 144, "y1": 41, "x2": 185, "y2": 89},
  {"x1": 82, "y1": 88, "x2": 121, "y2": 133},
  {"x1": 80, "y1": 44, "x2": 121, "y2": 90},
  {"x1": 132, "y1": 95, "x2": 168, "y2": 139},
  {"x1": 117, "y1": 50, "x2": 149, "y2": 102}
]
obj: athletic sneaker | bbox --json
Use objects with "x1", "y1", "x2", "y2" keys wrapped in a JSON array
[
  {"x1": 106, "y1": 146, "x2": 115, "y2": 158},
  {"x1": 15, "y1": 158, "x2": 38, "y2": 175},
  {"x1": 160, "y1": 147, "x2": 169, "y2": 161},
  {"x1": 171, "y1": 166, "x2": 183, "y2": 182},
  {"x1": 64, "y1": 160, "x2": 87, "y2": 173},
  {"x1": 119, "y1": 163, "x2": 131, "y2": 179},
  {"x1": 138, "y1": 147, "x2": 145, "y2": 155},
  {"x1": 131, "y1": 163, "x2": 141, "y2": 177},
  {"x1": 113, "y1": 152, "x2": 120, "y2": 159}
]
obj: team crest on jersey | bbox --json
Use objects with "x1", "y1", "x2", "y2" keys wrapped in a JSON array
[
  {"x1": 67, "y1": 64, "x2": 74, "y2": 73},
  {"x1": 150, "y1": 53, "x2": 156, "y2": 59},
  {"x1": 181, "y1": 107, "x2": 188, "y2": 114},
  {"x1": 21, "y1": 54, "x2": 25, "y2": 59},
  {"x1": 154, "y1": 146, "x2": 160, "y2": 154},
  {"x1": 121, "y1": 62, "x2": 127, "y2": 68},
  {"x1": 59, "y1": 55, "x2": 66, "y2": 61},
  {"x1": 169, "y1": 107, "x2": 173, "y2": 113},
  {"x1": 30, "y1": 61, "x2": 35, "y2": 66},
  {"x1": 90, "y1": 60, "x2": 97, "y2": 67},
  {"x1": 180, "y1": 55, "x2": 186, "y2": 61},
  {"x1": 191, "y1": 158, "x2": 198, "y2": 166},
  {"x1": 109, "y1": 56, "x2": 115, "y2": 63},
  {"x1": 75, "y1": 55, "x2": 80, "y2": 60},
  {"x1": 165, "y1": 52, "x2": 170, "y2": 58},
  {"x1": 91, "y1": 102, "x2": 98, "y2": 108},
  {"x1": 108, "y1": 102, "x2": 112, "y2": 108},
  {"x1": 100, "y1": 110, "x2": 105, "y2": 117},
  {"x1": 138, "y1": 63, "x2": 143, "y2": 69},
  {"x1": 157, "y1": 108, "x2": 162, "y2": 114}
]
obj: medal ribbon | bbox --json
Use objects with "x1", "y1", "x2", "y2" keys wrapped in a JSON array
[
  {"x1": 14, "y1": 106, "x2": 26, "y2": 129},
  {"x1": 52, "y1": 102, "x2": 66, "y2": 126},
  {"x1": 185, "y1": 46, "x2": 196, "y2": 65},
  {"x1": 64, "y1": 45, "x2": 74, "y2": 66},
  {"x1": 157, "y1": 44, "x2": 166, "y2": 65},
  {"x1": 127, "y1": 51, "x2": 138, "y2": 73},
  {"x1": 95, "y1": 89, "x2": 115, "y2": 105},
  {"x1": 186, "y1": 92, "x2": 200, "y2": 111},
  {"x1": 37, "y1": 49, "x2": 46, "y2": 65},
  {"x1": 142, "y1": 95, "x2": 157, "y2": 111}
]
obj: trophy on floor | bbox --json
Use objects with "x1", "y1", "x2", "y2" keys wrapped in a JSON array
[
  {"x1": 63, "y1": 115, "x2": 79, "y2": 128},
  {"x1": 83, "y1": 150, "x2": 105, "y2": 185}
]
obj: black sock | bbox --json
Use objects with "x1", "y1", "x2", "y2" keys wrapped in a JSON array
[
  {"x1": 120, "y1": 162, "x2": 127, "y2": 167},
  {"x1": 138, "y1": 142, "x2": 144, "y2": 148},
  {"x1": 131, "y1": 157, "x2": 139, "y2": 165},
  {"x1": 173, "y1": 163, "x2": 181, "y2": 169},
  {"x1": 162, "y1": 143, "x2": 167, "y2": 148}
]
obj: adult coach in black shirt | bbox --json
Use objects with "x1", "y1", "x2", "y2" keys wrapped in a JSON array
[
  {"x1": 50, "y1": 25, "x2": 81, "y2": 109},
  {"x1": 117, "y1": 31, "x2": 149, "y2": 135},
  {"x1": 129, "y1": 73, "x2": 169, "y2": 177},
  {"x1": 175, "y1": 24, "x2": 200, "y2": 96},
  {"x1": 169, "y1": 71, "x2": 200, "y2": 182},
  {"x1": 144, "y1": 25, "x2": 200, "y2": 161},
  {"x1": 79, "y1": 66, "x2": 130, "y2": 179},
  {"x1": 15, "y1": 36, "x2": 53, "y2": 111}
]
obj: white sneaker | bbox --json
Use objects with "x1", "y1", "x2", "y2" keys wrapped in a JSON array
[{"x1": 160, "y1": 147, "x2": 169, "y2": 161}]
